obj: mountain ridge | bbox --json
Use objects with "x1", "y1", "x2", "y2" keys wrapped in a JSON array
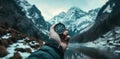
[{"x1": 49, "y1": 7, "x2": 100, "y2": 36}]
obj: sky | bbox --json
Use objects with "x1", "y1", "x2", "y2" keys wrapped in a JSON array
[{"x1": 27, "y1": 0, "x2": 108, "y2": 21}]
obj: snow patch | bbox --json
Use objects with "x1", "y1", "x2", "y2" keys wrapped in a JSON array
[
  {"x1": 19, "y1": 52, "x2": 31, "y2": 59},
  {"x1": 1, "y1": 33, "x2": 11, "y2": 39},
  {"x1": 29, "y1": 41, "x2": 39, "y2": 46},
  {"x1": 103, "y1": 5, "x2": 112, "y2": 13},
  {"x1": 1, "y1": 38, "x2": 36, "y2": 59}
]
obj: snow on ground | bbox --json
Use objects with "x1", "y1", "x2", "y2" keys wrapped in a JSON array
[
  {"x1": 0, "y1": 33, "x2": 11, "y2": 39},
  {"x1": 0, "y1": 38, "x2": 38, "y2": 59}
]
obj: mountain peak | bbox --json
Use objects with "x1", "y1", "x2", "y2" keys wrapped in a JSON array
[
  {"x1": 59, "y1": 11, "x2": 66, "y2": 16},
  {"x1": 49, "y1": 7, "x2": 99, "y2": 36},
  {"x1": 66, "y1": 7, "x2": 87, "y2": 19},
  {"x1": 67, "y1": 7, "x2": 86, "y2": 14},
  {"x1": 68, "y1": 7, "x2": 83, "y2": 12}
]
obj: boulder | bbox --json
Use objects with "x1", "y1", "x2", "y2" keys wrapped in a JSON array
[
  {"x1": 0, "y1": 45, "x2": 8, "y2": 57},
  {"x1": 10, "y1": 52, "x2": 22, "y2": 59}
]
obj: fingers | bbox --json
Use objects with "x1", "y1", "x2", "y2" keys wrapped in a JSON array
[
  {"x1": 63, "y1": 28, "x2": 69, "y2": 36},
  {"x1": 61, "y1": 35, "x2": 70, "y2": 46},
  {"x1": 64, "y1": 35, "x2": 70, "y2": 41},
  {"x1": 63, "y1": 28, "x2": 70, "y2": 42}
]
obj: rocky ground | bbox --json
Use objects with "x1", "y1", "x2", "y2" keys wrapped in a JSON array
[{"x1": 0, "y1": 25, "x2": 43, "y2": 59}]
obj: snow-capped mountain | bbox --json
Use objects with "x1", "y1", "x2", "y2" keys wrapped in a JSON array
[
  {"x1": 0, "y1": 0, "x2": 50, "y2": 41},
  {"x1": 49, "y1": 7, "x2": 100, "y2": 36},
  {"x1": 64, "y1": 0, "x2": 120, "y2": 59},
  {"x1": 15, "y1": 0, "x2": 49, "y2": 33},
  {"x1": 0, "y1": 0, "x2": 49, "y2": 58}
]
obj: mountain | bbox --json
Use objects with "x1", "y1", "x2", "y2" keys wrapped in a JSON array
[
  {"x1": 0, "y1": 0, "x2": 49, "y2": 41},
  {"x1": 15, "y1": 0, "x2": 50, "y2": 35},
  {"x1": 49, "y1": 7, "x2": 100, "y2": 36},
  {"x1": 64, "y1": 0, "x2": 120, "y2": 59},
  {"x1": 16, "y1": 0, "x2": 49, "y2": 30},
  {"x1": 48, "y1": 0, "x2": 120, "y2": 59},
  {"x1": 0, "y1": 0, "x2": 49, "y2": 58}
]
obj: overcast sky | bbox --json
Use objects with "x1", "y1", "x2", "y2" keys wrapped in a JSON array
[{"x1": 27, "y1": 0, "x2": 108, "y2": 21}]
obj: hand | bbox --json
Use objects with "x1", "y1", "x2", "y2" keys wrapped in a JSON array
[{"x1": 49, "y1": 25, "x2": 70, "y2": 51}]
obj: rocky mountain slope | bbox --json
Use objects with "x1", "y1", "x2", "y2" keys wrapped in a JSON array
[
  {"x1": 16, "y1": 0, "x2": 50, "y2": 30},
  {"x1": 0, "y1": 0, "x2": 48, "y2": 59},
  {"x1": 0, "y1": 0, "x2": 49, "y2": 41}
]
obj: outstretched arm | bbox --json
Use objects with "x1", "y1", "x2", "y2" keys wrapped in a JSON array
[{"x1": 27, "y1": 25, "x2": 70, "y2": 59}]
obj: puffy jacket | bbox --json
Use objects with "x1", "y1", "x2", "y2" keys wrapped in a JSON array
[{"x1": 27, "y1": 39, "x2": 64, "y2": 59}]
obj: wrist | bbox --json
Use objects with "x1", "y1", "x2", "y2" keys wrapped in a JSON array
[
  {"x1": 60, "y1": 42, "x2": 68, "y2": 51},
  {"x1": 45, "y1": 39, "x2": 64, "y2": 58},
  {"x1": 48, "y1": 38, "x2": 67, "y2": 51},
  {"x1": 46, "y1": 38, "x2": 62, "y2": 49}
]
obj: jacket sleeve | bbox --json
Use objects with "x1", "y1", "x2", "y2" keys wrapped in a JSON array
[{"x1": 27, "y1": 39, "x2": 64, "y2": 59}]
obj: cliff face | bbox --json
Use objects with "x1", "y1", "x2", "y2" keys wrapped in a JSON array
[
  {"x1": 15, "y1": 0, "x2": 49, "y2": 30},
  {"x1": 0, "y1": 0, "x2": 49, "y2": 41}
]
